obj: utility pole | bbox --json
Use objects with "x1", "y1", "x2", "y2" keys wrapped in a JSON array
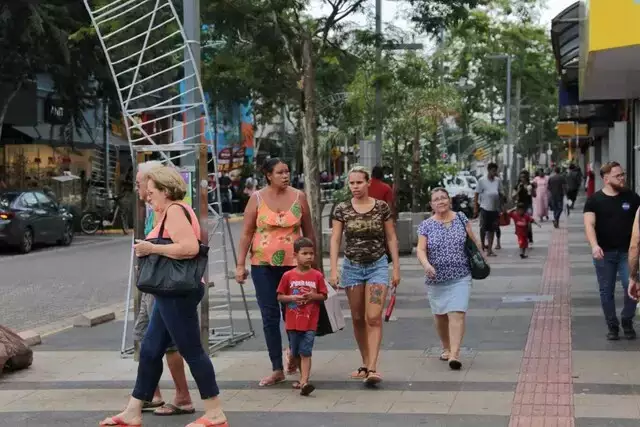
[
  {"x1": 511, "y1": 77, "x2": 521, "y2": 191},
  {"x1": 505, "y1": 56, "x2": 512, "y2": 190},
  {"x1": 183, "y1": 0, "x2": 201, "y2": 168},
  {"x1": 373, "y1": 0, "x2": 382, "y2": 168}
]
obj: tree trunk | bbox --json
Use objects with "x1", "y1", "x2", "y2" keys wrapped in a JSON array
[
  {"x1": 301, "y1": 34, "x2": 323, "y2": 270},
  {"x1": 429, "y1": 130, "x2": 438, "y2": 167},
  {"x1": 0, "y1": 80, "x2": 24, "y2": 144},
  {"x1": 392, "y1": 136, "x2": 400, "y2": 207},
  {"x1": 411, "y1": 125, "x2": 421, "y2": 213}
]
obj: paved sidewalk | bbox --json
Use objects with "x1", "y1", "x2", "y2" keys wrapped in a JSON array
[{"x1": 2, "y1": 203, "x2": 640, "y2": 426}]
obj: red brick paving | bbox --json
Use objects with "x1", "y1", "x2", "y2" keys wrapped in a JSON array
[{"x1": 509, "y1": 228, "x2": 574, "y2": 427}]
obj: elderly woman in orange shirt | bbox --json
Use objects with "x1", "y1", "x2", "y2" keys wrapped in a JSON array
[{"x1": 235, "y1": 158, "x2": 316, "y2": 386}]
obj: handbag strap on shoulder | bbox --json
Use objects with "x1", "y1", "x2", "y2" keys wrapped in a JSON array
[{"x1": 157, "y1": 203, "x2": 193, "y2": 238}]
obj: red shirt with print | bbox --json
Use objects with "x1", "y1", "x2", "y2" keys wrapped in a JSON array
[
  {"x1": 277, "y1": 268, "x2": 328, "y2": 332},
  {"x1": 509, "y1": 211, "x2": 533, "y2": 237}
]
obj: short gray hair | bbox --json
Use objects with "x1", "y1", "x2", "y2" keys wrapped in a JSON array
[{"x1": 137, "y1": 160, "x2": 163, "y2": 176}]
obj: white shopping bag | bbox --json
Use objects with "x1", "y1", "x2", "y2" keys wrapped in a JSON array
[
  {"x1": 326, "y1": 281, "x2": 345, "y2": 331},
  {"x1": 317, "y1": 280, "x2": 345, "y2": 336}
]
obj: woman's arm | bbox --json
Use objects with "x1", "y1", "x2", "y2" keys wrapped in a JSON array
[
  {"x1": 465, "y1": 222, "x2": 484, "y2": 258},
  {"x1": 416, "y1": 235, "x2": 431, "y2": 270},
  {"x1": 151, "y1": 205, "x2": 200, "y2": 259},
  {"x1": 329, "y1": 220, "x2": 343, "y2": 278},
  {"x1": 384, "y1": 219, "x2": 400, "y2": 265},
  {"x1": 237, "y1": 193, "x2": 259, "y2": 267},
  {"x1": 299, "y1": 191, "x2": 316, "y2": 248}
]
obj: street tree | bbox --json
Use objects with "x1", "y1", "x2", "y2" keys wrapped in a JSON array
[
  {"x1": 0, "y1": 1, "x2": 75, "y2": 142},
  {"x1": 442, "y1": 0, "x2": 558, "y2": 164}
]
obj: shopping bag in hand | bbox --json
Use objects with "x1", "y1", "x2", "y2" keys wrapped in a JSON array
[
  {"x1": 316, "y1": 281, "x2": 345, "y2": 336},
  {"x1": 384, "y1": 287, "x2": 397, "y2": 322}
]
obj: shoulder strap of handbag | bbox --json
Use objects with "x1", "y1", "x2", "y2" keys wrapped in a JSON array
[
  {"x1": 157, "y1": 203, "x2": 193, "y2": 238},
  {"x1": 456, "y1": 211, "x2": 470, "y2": 237}
]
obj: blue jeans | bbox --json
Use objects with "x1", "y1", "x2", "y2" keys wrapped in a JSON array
[
  {"x1": 251, "y1": 265, "x2": 294, "y2": 371},
  {"x1": 132, "y1": 285, "x2": 219, "y2": 401},
  {"x1": 593, "y1": 251, "x2": 637, "y2": 329},
  {"x1": 550, "y1": 197, "x2": 563, "y2": 222}
]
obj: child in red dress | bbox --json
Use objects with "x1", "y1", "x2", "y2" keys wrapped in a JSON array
[
  {"x1": 277, "y1": 237, "x2": 328, "y2": 396},
  {"x1": 509, "y1": 203, "x2": 541, "y2": 259}
]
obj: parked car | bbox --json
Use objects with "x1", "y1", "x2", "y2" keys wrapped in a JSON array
[
  {"x1": 0, "y1": 190, "x2": 74, "y2": 253},
  {"x1": 444, "y1": 175, "x2": 476, "y2": 198}
]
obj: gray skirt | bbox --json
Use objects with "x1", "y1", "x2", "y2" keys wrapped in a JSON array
[{"x1": 427, "y1": 275, "x2": 472, "y2": 315}]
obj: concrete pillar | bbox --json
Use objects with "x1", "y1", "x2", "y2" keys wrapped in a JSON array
[
  {"x1": 613, "y1": 121, "x2": 627, "y2": 171},
  {"x1": 594, "y1": 139, "x2": 603, "y2": 191},
  {"x1": 602, "y1": 133, "x2": 610, "y2": 165},
  {"x1": 635, "y1": 102, "x2": 640, "y2": 194}
]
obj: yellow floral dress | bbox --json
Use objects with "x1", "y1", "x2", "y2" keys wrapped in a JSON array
[{"x1": 250, "y1": 190, "x2": 302, "y2": 266}]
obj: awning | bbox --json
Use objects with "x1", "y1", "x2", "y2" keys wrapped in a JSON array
[
  {"x1": 551, "y1": 2, "x2": 580, "y2": 85},
  {"x1": 10, "y1": 124, "x2": 98, "y2": 148}
]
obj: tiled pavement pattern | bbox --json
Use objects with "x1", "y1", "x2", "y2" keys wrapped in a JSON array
[{"x1": 2, "y1": 199, "x2": 640, "y2": 426}]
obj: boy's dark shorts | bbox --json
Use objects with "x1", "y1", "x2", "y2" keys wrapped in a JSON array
[{"x1": 287, "y1": 330, "x2": 315, "y2": 357}]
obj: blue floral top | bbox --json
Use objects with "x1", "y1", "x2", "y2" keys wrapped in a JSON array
[{"x1": 417, "y1": 212, "x2": 471, "y2": 284}]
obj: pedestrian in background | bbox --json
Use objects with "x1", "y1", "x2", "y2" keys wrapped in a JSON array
[
  {"x1": 474, "y1": 162, "x2": 503, "y2": 256},
  {"x1": 235, "y1": 158, "x2": 316, "y2": 387},
  {"x1": 548, "y1": 166, "x2": 567, "y2": 228},
  {"x1": 584, "y1": 161, "x2": 640, "y2": 341},
  {"x1": 508, "y1": 203, "x2": 541, "y2": 259},
  {"x1": 512, "y1": 171, "x2": 535, "y2": 244},
  {"x1": 532, "y1": 169, "x2": 549, "y2": 221},
  {"x1": 330, "y1": 165, "x2": 400, "y2": 385},
  {"x1": 369, "y1": 165, "x2": 395, "y2": 219},
  {"x1": 417, "y1": 187, "x2": 483, "y2": 370},
  {"x1": 566, "y1": 163, "x2": 582, "y2": 215},
  {"x1": 132, "y1": 160, "x2": 195, "y2": 417}
]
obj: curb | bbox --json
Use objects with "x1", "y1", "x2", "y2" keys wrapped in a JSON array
[
  {"x1": 73, "y1": 308, "x2": 116, "y2": 328},
  {"x1": 18, "y1": 330, "x2": 42, "y2": 347}
]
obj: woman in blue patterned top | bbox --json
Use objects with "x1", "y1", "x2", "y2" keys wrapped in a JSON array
[{"x1": 416, "y1": 187, "x2": 483, "y2": 370}]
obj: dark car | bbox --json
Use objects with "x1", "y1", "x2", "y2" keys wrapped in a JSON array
[{"x1": 0, "y1": 190, "x2": 74, "y2": 253}]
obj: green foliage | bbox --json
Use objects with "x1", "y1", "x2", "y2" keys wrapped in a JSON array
[{"x1": 442, "y1": 0, "x2": 559, "y2": 161}]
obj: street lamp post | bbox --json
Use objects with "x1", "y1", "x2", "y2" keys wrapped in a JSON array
[
  {"x1": 183, "y1": 0, "x2": 200, "y2": 167},
  {"x1": 487, "y1": 54, "x2": 512, "y2": 188},
  {"x1": 371, "y1": 0, "x2": 423, "y2": 172}
]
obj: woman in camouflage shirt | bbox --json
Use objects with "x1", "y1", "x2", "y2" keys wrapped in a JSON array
[{"x1": 329, "y1": 166, "x2": 400, "y2": 386}]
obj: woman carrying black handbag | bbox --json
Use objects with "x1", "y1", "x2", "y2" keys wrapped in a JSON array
[
  {"x1": 100, "y1": 166, "x2": 230, "y2": 427},
  {"x1": 416, "y1": 188, "x2": 487, "y2": 371}
]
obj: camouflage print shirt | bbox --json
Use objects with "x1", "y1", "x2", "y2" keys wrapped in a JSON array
[{"x1": 333, "y1": 199, "x2": 391, "y2": 264}]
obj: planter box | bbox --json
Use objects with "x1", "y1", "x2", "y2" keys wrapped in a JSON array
[{"x1": 398, "y1": 211, "x2": 431, "y2": 245}]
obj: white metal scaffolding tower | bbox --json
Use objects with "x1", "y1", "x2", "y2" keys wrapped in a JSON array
[{"x1": 83, "y1": 0, "x2": 254, "y2": 356}]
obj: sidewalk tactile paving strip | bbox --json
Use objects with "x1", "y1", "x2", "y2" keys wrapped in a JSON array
[{"x1": 509, "y1": 227, "x2": 574, "y2": 427}]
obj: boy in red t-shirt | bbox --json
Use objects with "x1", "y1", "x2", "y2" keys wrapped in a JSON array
[
  {"x1": 277, "y1": 237, "x2": 328, "y2": 396},
  {"x1": 508, "y1": 203, "x2": 541, "y2": 259}
]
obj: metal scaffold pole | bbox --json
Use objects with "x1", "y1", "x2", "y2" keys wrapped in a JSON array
[{"x1": 83, "y1": 0, "x2": 254, "y2": 358}]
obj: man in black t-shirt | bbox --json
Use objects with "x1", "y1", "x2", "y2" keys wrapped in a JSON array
[{"x1": 584, "y1": 161, "x2": 640, "y2": 340}]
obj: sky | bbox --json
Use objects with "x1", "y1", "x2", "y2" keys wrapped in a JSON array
[{"x1": 311, "y1": 0, "x2": 578, "y2": 44}]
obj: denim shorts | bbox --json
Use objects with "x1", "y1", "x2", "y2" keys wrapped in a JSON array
[
  {"x1": 341, "y1": 255, "x2": 389, "y2": 288},
  {"x1": 288, "y1": 330, "x2": 315, "y2": 357}
]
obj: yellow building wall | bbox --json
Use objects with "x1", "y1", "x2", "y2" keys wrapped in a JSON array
[{"x1": 588, "y1": 0, "x2": 640, "y2": 52}]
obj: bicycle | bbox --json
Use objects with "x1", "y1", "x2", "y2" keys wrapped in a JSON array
[{"x1": 80, "y1": 194, "x2": 130, "y2": 235}]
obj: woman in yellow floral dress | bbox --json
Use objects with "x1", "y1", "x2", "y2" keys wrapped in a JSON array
[{"x1": 235, "y1": 158, "x2": 316, "y2": 386}]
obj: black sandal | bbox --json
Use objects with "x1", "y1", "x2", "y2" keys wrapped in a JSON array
[
  {"x1": 364, "y1": 370, "x2": 382, "y2": 386},
  {"x1": 350, "y1": 367, "x2": 368, "y2": 379}
]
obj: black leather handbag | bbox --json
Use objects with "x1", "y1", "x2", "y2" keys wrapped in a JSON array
[
  {"x1": 136, "y1": 204, "x2": 209, "y2": 296},
  {"x1": 457, "y1": 213, "x2": 490, "y2": 280}
]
